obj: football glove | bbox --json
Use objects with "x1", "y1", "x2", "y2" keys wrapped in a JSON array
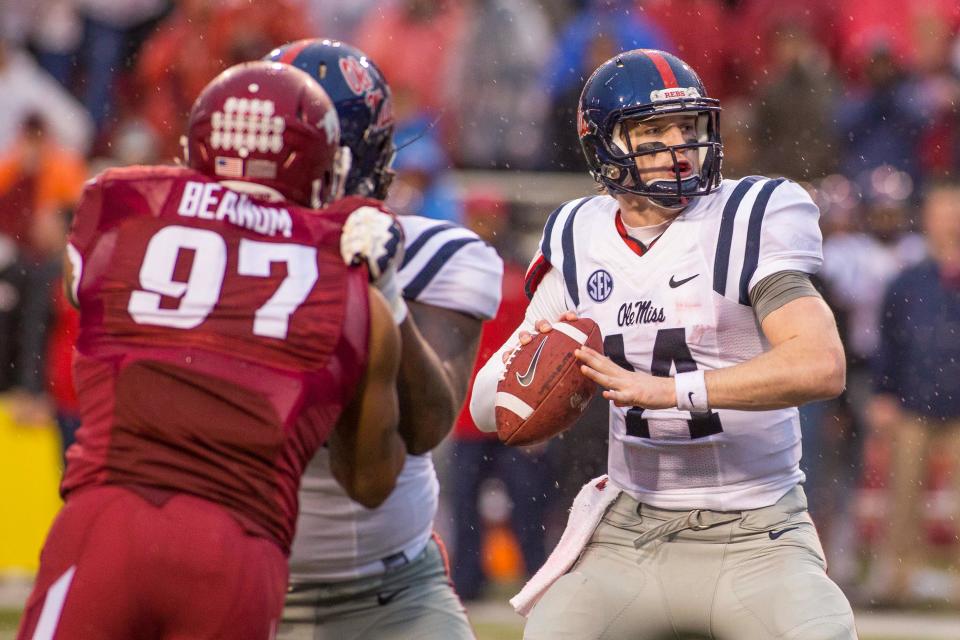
[{"x1": 340, "y1": 206, "x2": 407, "y2": 323}]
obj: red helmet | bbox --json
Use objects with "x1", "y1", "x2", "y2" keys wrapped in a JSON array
[{"x1": 185, "y1": 61, "x2": 348, "y2": 207}]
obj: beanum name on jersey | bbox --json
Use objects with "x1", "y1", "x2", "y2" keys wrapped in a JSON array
[
  {"x1": 617, "y1": 300, "x2": 666, "y2": 327},
  {"x1": 177, "y1": 181, "x2": 293, "y2": 238}
]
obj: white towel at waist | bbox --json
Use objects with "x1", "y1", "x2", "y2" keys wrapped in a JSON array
[{"x1": 510, "y1": 475, "x2": 621, "y2": 617}]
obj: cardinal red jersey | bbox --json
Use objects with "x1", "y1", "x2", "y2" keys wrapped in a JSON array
[{"x1": 62, "y1": 165, "x2": 372, "y2": 553}]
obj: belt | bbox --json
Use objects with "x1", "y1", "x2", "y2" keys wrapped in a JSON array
[
  {"x1": 631, "y1": 485, "x2": 807, "y2": 548},
  {"x1": 632, "y1": 508, "x2": 741, "y2": 549},
  {"x1": 380, "y1": 549, "x2": 411, "y2": 571}
]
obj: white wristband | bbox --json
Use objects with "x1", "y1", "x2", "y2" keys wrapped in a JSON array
[{"x1": 675, "y1": 370, "x2": 709, "y2": 412}]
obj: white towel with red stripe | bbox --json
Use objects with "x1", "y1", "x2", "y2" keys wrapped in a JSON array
[{"x1": 510, "y1": 475, "x2": 621, "y2": 617}]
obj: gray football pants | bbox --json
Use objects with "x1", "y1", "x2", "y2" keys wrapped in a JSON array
[
  {"x1": 278, "y1": 538, "x2": 474, "y2": 640},
  {"x1": 525, "y1": 485, "x2": 857, "y2": 640}
]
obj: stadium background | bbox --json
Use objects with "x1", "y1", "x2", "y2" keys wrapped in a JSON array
[{"x1": 1, "y1": 0, "x2": 960, "y2": 637}]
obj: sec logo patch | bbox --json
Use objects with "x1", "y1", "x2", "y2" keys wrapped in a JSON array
[{"x1": 587, "y1": 269, "x2": 613, "y2": 302}]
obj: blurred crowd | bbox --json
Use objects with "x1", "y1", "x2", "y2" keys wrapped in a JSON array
[{"x1": 2, "y1": 0, "x2": 960, "y2": 609}]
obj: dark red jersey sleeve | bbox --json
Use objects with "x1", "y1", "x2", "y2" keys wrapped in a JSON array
[
  {"x1": 68, "y1": 176, "x2": 105, "y2": 257},
  {"x1": 69, "y1": 166, "x2": 186, "y2": 257}
]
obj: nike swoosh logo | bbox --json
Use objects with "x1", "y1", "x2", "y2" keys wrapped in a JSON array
[
  {"x1": 688, "y1": 391, "x2": 695, "y2": 406},
  {"x1": 768, "y1": 526, "x2": 799, "y2": 540},
  {"x1": 516, "y1": 336, "x2": 549, "y2": 387},
  {"x1": 669, "y1": 273, "x2": 699, "y2": 288},
  {"x1": 377, "y1": 587, "x2": 409, "y2": 606}
]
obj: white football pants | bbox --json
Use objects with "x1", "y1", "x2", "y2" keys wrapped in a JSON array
[{"x1": 524, "y1": 485, "x2": 857, "y2": 640}]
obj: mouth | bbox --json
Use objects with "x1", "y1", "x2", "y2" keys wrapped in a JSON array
[{"x1": 638, "y1": 159, "x2": 694, "y2": 181}]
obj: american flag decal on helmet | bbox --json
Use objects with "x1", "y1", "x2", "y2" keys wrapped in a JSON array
[{"x1": 214, "y1": 156, "x2": 244, "y2": 178}]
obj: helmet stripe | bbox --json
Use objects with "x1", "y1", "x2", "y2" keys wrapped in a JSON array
[
  {"x1": 642, "y1": 50, "x2": 679, "y2": 89},
  {"x1": 277, "y1": 39, "x2": 312, "y2": 65}
]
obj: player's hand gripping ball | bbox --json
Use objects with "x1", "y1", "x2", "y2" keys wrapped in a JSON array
[{"x1": 495, "y1": 317, "x2": 602, "y2": 446}]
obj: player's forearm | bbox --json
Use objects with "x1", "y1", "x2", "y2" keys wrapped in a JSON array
[
  {"x1": 335, "y1": 286, "x2": 405, "y2": 508},
  {"x1": 354, "y1": 431, "x2": 406, "y2": 507},
  {"x1": 471, "y1": 267, "x2": 569, "y2": 432},
  {"x1": 469, "y1": 342, "x2": 512, "y2": 432},
  {"x1": 705, "y1": 334, "x2": 845, "y2": 410},
  {"x1": 396, "y1": 315, "x2": 458, "y2": 454},
  {"x1": 332, "y1": 429, "x2": 405, "y2": 508}
]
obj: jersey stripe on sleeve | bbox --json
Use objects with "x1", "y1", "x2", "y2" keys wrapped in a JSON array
[
  {"x1": 712, "y1": 176, "x2": 762, "y2": 296},
  {"x1": 400, "y1": 222, "x2": 457, "y2": 268},
  {"x1": 560, "y1": 196, "x2": 596, "y2": 307},
  {"x1": 402, "y1": 237, "x2": 482, "y2": 299},
  {"x1": 539, "y1": 204, "x2": 565, "y2": 263},
  {"x1": 738, "y1": 178, "x2": 786, "y2": 305}
]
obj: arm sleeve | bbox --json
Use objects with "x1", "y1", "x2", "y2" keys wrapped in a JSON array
[
  {"x1": 749, "y1": 180, "x2": 823, "y2": 291},
  {"x1": 748, "y1": 270, "x2": 823, "y2": 324},
  {"x1": 469, "y1": 266, "x2": 570, "y2": 432},
  {"x1": 67, "y1": 176, "x2": 105, "y2": 257},
  {"x1": 405, "y1": 240, "x2": 504, "y2": 319}
]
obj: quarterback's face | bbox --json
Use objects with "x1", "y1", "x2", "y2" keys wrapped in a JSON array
[{"x1": 620, "y1": 114, "x2": 701, "y2": 183}]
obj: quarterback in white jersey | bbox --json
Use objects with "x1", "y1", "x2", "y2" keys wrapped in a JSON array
[
  {"x1": 471, "y1": 50, "x2": 856, "y2": 639},
  {"x1": 267, "y1": 40, "x2": 503, "y2": 640}
]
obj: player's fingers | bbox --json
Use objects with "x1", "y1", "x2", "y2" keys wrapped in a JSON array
[
  {"x1": 575, "y1": 347, "x2": 614, "y2": 372},
  {"x1": 535, "y1": 319, "x2": 554, "y2": 333},
  {"x1": 580, "y1": 364, "x2": 615, "y2": 389},
  {"x1": 603, "y1": 389, "x2": 633, "y2": 407},
  {"x1": 558, "y1": 310, "x2": 578, "y2": 322},
  {"x1": 601, "y1": 390, "x2": 632, "y2": 406}
]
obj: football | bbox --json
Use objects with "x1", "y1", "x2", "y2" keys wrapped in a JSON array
[{"x1": 495, "y1": 317, "x2": 603, "y2": 446}]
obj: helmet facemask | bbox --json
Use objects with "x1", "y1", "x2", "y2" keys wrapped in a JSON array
[
  {"x1": 350, "y1": 132, "x2": 396, "y2": 200},
  {"x1": 581, "y1": 100, "x2": 723, "y2": 209},
  {"x1": 313, "y1": 146, "x2": 353, "y2": 208},
  {"x1": 597, "y1": 108, "x2": 721, "y2": 208}
]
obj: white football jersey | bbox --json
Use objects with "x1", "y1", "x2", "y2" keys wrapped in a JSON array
[
  {"x1": 289, "y1": 215, "x2": 503, "y2": 582},
  {"x1": 530, "y1": 177, "x2": 822, "y2": 511}
]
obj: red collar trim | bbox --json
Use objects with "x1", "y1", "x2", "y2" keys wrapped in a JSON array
[{"x1": 616, "y1": 211, "x2": 656, "y2": 257}]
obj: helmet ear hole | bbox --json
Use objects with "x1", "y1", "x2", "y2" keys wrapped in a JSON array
[{"x1": 601, "y1": 165, "x2": 623, "y2": 180}]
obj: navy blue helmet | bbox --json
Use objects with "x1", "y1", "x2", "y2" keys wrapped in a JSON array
[
  {"x1": 265, "y1": 39, "x2": 396, "y2": 199},
  {"x1": 578, "y1": 49, "x2": 722, "y2": 208}
]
